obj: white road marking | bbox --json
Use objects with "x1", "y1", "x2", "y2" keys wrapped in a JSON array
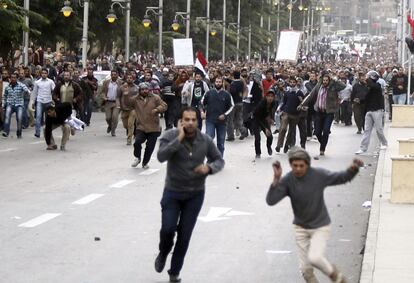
[
  {"x1": 18, "y1": 213, "x2": 61, "y2": 228},
  {"x1": 338, "y1": 239, "x2": 351, "y2": 242},
  {"x1": 110, "y1": 179, "x2": 135, "y2": 188},
  {"x1": 266, "y1": 250, "x2": 292, "y2": 254},
  {"x1": 72, "y1": 194, "x2": 104, "y2": 205},
  {"x1": 198, "y1": 207, "x2": 254, "y2": 222},
  {"x1": 225, "y1": 210, "x2": 255, "y2": 216},
  {"x1": 0, "y1": 148, "x2": 17, "y2": 153},
  {"x1": 29, "y1": 141, "x2": 43, "y2": 145},
  {"x1": 198, "y1": 207, "x2": 232, "y2": 222},
  {"x1": 139, "y1": 169, "x2": 160, "y2": 176}
]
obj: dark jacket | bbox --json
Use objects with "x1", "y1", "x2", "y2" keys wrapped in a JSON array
[
  {"x1": 202, "y1": 88, "x2": 234, "y2": 123},
  {"x1": 281, "y1": 88, "x2": 304, "y2": 115},
  {"x1": 365, "y1": 79, "x2": 385, "y2": 112},
  {"x1": 157, "y1": 129, "x2": 224, "y2": 192},
  {"x1": 254, "y1": 99, "x2": 275, "y2": 129},
  {"x1": 80, "y1": 76, "x2": 98, "y2": 100},
  {"x1": 45, "y1": 102, "x2": 72, "y2": 145},
  {"x1": 351, "y1": 81, "x2": 369, "y2": 104},
  {"x1": 53, "y1": 80, "x2": 83, "y2": 107},
  {"x1": 301, "y1": 79, "x2": 346, "y2": 114}
]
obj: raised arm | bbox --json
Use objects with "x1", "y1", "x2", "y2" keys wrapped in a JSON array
[
  {"x1": 266, "y1": 161, "x2": 289, "y2": 206},
  {"x1": 324, "y1": 159, "x2": 363, "y2": 186}
]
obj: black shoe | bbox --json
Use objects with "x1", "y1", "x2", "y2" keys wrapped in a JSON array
[
  {"x1": 226, "y1": 137, "x2": 235, "y2": 142},
  {"x1": 356, "y1": 131, "x2": 362, "y2": 134},
  {"x1": 2, "y1": 132, "x2": 8, "y2": 137},
  {"x1": 283, "y1": 145, "x2": 289, "y2": 153},
  {"x1": 300, "y1": 144, "x2": 305, "y2": 149},
  {"x1": 107, "y1": 126, "x2": 111, "y2": 133},
  {"x1": 154, "y1": 253, "x2": 167, "y2": 273},
  {"x1": 169, "y1": 274, "x2": 181, "y2": 283},
  {"x1": 267, "y1": 147, "x2": 273, "y2": 156},
  {"x1": 34, "y1": 133, "x2": 40, "y2": 138},
  {"x1": 275, "y1": 146, "x2": 280, "y2": 153}
]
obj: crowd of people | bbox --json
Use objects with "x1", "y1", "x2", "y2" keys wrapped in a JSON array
[{"x1": 0, "y1": 37, "x2": 405, "y2": 282}]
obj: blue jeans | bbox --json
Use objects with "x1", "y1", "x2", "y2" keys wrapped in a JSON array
[
  {"x1": 205, "y1": 120, "x2": 226, "y2": 156},
  {"x1": 314, "y1": 112, "x2": 334, "y2": 152},
  {"x1": 82, "y1": 98, "x2": 93, "y2": 125},
  {"x1": 159, "y1": 189, "x2": 205, "y2": 276},
  {"x1": 22, "y1": 98, "x2": 30, "y2": 128},
  {"x1": 35, "y1": 102, "x2": 51, "y2": 136},
  {"x1": 3, "y1": 105, "x2": 23, "y2": 136},
  {"x1": 393, "y1": 94, "x2": 407, "y2": 105}
]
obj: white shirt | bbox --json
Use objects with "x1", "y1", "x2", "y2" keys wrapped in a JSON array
[
  {"x1": 338, "y1": 82, "x2": 353, "y2": 103},
  {"x1": 32, "y1": 78, "x2": 55, "y2": 103},
  {"x1": 107, "y1": 81, "x2": 118, "y2": 101}
]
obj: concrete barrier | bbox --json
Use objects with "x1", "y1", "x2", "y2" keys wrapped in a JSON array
[
  {"x1": 391, "y1": 105, "x2": 414, "y2": 128},
  {"x1": 391, "y1": 156, "x2": 414, "y2": 204},
  {"x1": 398, "y1": 138, "x2": 414, "y2": 155}
]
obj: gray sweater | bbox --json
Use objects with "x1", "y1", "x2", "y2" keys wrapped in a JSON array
[
  {"x1": 157, "y1": 129, "x2": 224, "y2": 192},
  {"x1": 266, "y1": 167, "x2": 358, "y2": 229}
]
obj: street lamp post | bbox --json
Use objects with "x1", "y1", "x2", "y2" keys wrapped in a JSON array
[
  {"x1": 267, "y1": 15, "x2": 271, "y2": 63},
  {"x1": 106, "y1": 0, "x2": 131, "y2": 63},
  {"x1": 23, "y1": 0, "x2": 29, "y2": 66},
  {"x1": 186, "y1": 0, "x2": 191, "y2": 38},
  {"x1": 222, "y1": 0, "x2": 226, "y2": 62},
  {"x1": 236, "y1": 0, "x2": 241, "y2": 62},
  {"x1": 61, "y1": 0, "x2": 90, "y2": 69},
  {"x1": 206, "y1": 0, "x2": 210, "y2": 61},
  {"x1": 141, "y1": 4, "x2": 163, "y2": 64}
]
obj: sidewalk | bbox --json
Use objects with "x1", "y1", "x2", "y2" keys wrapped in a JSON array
[{"x1": 360, "y1": 122, "x2": 414, "y2": 283}]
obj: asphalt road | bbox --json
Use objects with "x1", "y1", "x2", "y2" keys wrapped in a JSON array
[{"x1": 0, "y1": 112, "x2": 379, "y2": 283}]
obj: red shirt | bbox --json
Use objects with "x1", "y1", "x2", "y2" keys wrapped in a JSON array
[{"x1": 262, "y1": 79, "x2": 276, "y2": 97}]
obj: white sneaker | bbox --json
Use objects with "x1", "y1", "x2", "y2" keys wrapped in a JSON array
[
  {"x1": 380, "y1": 145, "x2": 388, "y2": 150},
  {"x1": 355, "y1": 149, "x2": 367, "y2": 155},
  {"x1": 131, "y1": 158, "x2": 141, "y2": 167}
]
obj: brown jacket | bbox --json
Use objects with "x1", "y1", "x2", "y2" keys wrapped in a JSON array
[
  {"x1": 119, "y1": 82, "x2": 139, "y2": 111},
  {"x1": 125, "y1": 93, "x2": 167, "y2": 133}
]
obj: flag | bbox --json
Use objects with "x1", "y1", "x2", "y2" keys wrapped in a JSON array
[{"x1": 194, "y1": 51, "x2": 208, "y2": 77}]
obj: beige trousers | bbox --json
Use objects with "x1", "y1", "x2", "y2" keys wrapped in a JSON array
[
  {"x1": 121, "y1": 110, "x2": 136, "y2": 143},
  {"x1": 294, "y1": 224, "x2": 334, "y2": 282},
  {"x1": 104, "y1": 102, "x2": 120, "y2": 135},
  {"x1": 47, "y1": 124, "x2": 71, "y2": 147}
]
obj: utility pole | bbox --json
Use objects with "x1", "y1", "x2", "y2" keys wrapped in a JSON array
[
  {"x1": 222, "y1": 0, "x2": 226, "y2": 62},
  {"x1": 267, "y1": 15, "x2": 271, "y2": 63},
  {"x1": 206, "y1": 0, "x2": 210, "y2": 61},
  {"x1": 124, "y1": 0, "x2": 130, "y2": 61},
  {"x1": 158, "y1": 0, "x2": 163, "y2": 64},
  {"x1": 81, "y1": 0, "x2": 89, "y2": 68},
  {"x1": 236, "y1": 0, "x2": 241, "y2": 62},
  {"x1": 23, "y1": 0, "x2": 29, "y2": 66},
  {"x1": 186, "y1": 0, "x2": 191, "y2": 38}
]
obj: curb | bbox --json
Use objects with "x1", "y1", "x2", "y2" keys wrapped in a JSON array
[{"x1": 359, "y1": 122, "x2": 389, "y2": 283}]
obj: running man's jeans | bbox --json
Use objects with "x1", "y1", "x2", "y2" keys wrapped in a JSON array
[
  {"x1": 3, "y1": 105, "x2": 23, "y2": 136},
  {"x1": 206, "y1": 121, "x2": 226, "y2": 156},
  {"x1": 360, "y1": 110, "x2": 388, "y2": 151},
  {"x1": 35, "y1": 102, "x2": 51, "y2": 136},
  {"x1": 313, "y1": 112, "x2": 334, "y2": 152},
  {"x1": 159, "y1": 189, "x2": 205, "y2": 276},
  {"x1": 133, "y1": 130, "x2": 160, "y2": 166},
  {"x1": 294, "y1": 224, "x2": 334, "y2": 281}
]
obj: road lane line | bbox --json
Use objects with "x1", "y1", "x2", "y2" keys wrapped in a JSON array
[
  {"x1": 0, "y1": 148, "x2": 18, "y2": 153},
  {"x1": 266, "y1": 250, "x2": 292, "y2": 254},
  {"x1": 72, "y1": 194, "x2": 104, "y2": 205},
  {"x1": 29, "y1": 141, "x2": 43, "y2": 145},
  {"x1": 139, "y1": 169, "x2": 159, "y2": 176},
  {"x1": 18, "y1": 213, "x2": 61, "y2": 228},
  {"x1": 110, "y1": 179, "x2": 135, "y2": 188}
]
